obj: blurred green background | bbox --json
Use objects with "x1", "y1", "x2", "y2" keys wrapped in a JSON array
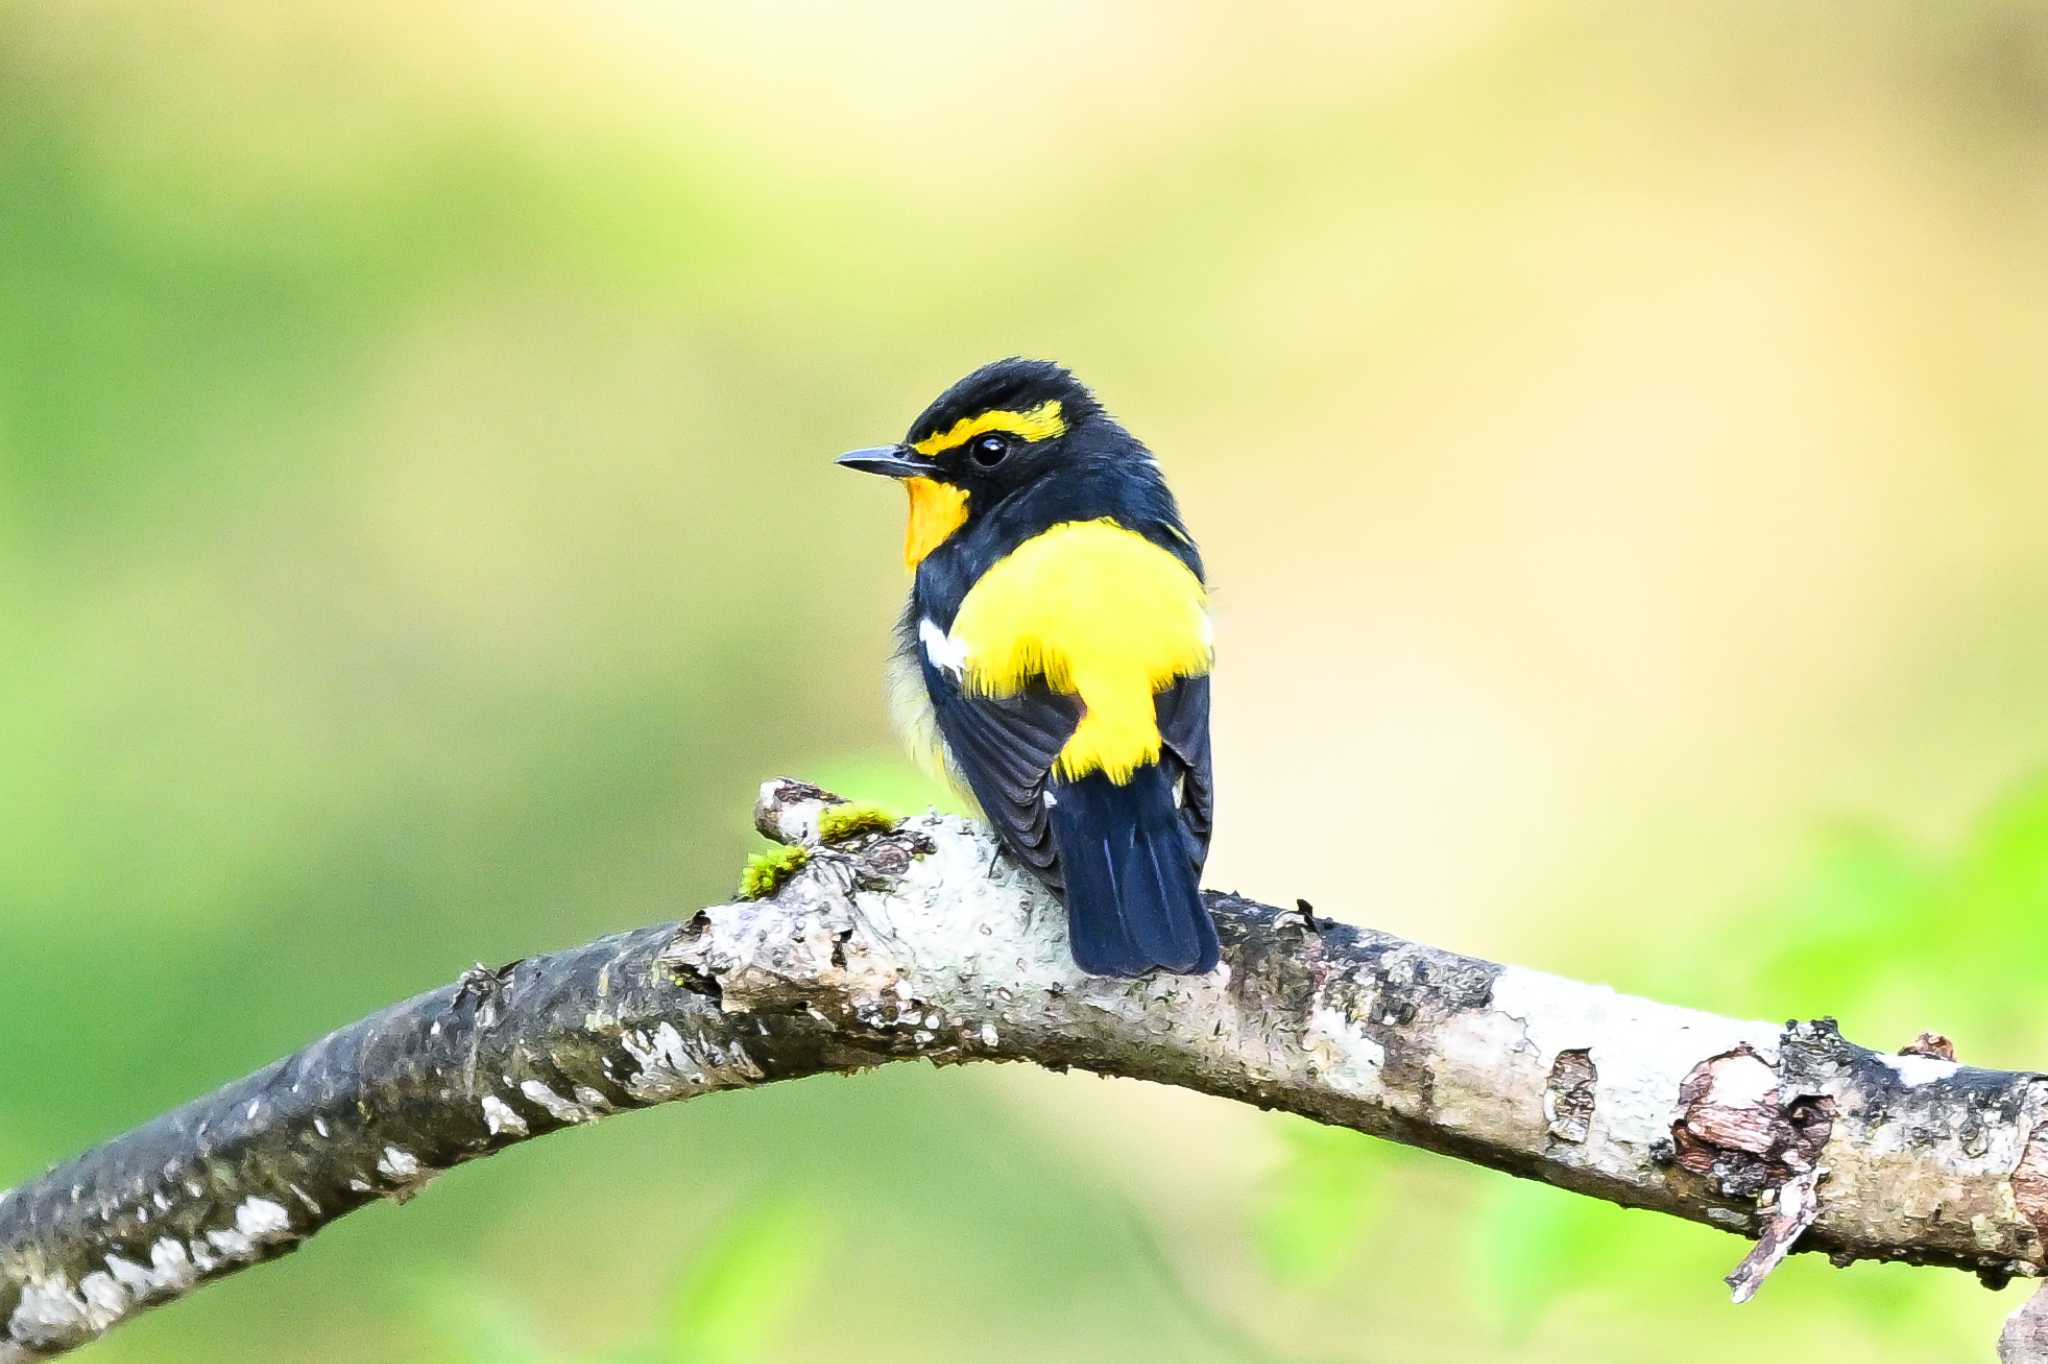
[{"x1": 5, "y1": 1, "x2": 2047, "y2": 1359}]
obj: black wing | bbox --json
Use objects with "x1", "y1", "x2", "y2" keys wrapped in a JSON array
[
  {"x1": 1135, "y1": 514, "x2": 1212, "y2": 866},
  {"x1": 1156, "y1": 673, "x2": 1214, "y2": 867},
  {"x1": 921, "y1": 650, "x2": 1080, "y2": 891},
  {"x1": 925, "y1": 650, "x2": 1213, "y2": 892}
]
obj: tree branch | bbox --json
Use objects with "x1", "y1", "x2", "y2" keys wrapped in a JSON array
[{"x1": 5, "y1": 779, "x2": 2046, "y2": 1359}]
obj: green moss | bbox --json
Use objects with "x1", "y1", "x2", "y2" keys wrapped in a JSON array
[
  {"x1": 816, "y1": 802, "x2": 898, "y2": 844},
  {"x1": 737, "y1": 844, "x2": 809, "y2": 900}
]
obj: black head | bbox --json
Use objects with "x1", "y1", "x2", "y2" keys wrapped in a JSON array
[
  {"x1": 904, "y1": 357, "x2": 1100, "y2": 456},
  {"x1": 836, "y1": 358, "x2": 1109, "y2": 496},
  {"x1": 837, "y1": 358, "x2": 1123, "y2": 566}
]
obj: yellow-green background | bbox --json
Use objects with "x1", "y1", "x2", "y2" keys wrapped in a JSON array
[{"x1": 5, "y1": 2, "x2": 2047, "y2": 1360}]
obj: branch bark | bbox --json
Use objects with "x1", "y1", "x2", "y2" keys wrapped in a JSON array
[{"x1": 4, "y1": 779, "x2": 2046, "y2": 1360}]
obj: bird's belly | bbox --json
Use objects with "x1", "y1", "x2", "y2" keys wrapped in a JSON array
[
  {"x1": 943, "y1": 518, "x2": 1211, "y2": 783},
  {"x1": 887, "y1": 640, "x2": 960, "y2": 789}
]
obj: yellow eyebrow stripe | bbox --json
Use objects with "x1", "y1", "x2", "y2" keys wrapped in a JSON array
[{"x1": 911, "y1": 400, "x2": 1066, "y2": 457}]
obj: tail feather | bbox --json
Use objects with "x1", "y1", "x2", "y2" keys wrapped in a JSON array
[{"x1": 1050, "y1": 766, "x2": 1218, "y2": 976}]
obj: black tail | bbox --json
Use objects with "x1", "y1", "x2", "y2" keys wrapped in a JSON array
[{"x1": 1049, "y1": 765, "x2": 1218, "y2": 977}]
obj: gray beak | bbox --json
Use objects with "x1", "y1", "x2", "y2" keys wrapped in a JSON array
[{"x1": 834, "y1": 445, "x2": 929, "y2": 479}]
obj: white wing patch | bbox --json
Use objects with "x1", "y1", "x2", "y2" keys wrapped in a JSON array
[{"x1": 918, "y1": 616, "x2": 970, "y2": 678}]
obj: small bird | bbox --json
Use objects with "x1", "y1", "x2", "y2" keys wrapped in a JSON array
[{"x1": 836, "y1": 358, "x2": 1218, "y2": 976}]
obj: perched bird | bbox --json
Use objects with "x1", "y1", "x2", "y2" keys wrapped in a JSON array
[{"x1": 836, "y1": 358, "x2": 1218, "y2": 976}]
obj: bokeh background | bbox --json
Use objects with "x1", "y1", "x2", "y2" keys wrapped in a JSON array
[{"x1": 6, "y1": 2, "x2": 2048, "y2": 1360}]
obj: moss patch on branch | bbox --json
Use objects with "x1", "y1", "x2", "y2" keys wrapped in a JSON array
[
  {"x1": 737, "y1": 845, "x2": 808, "y2": 899},
  {"x1": 816, "y1": 802, "x2": 898, "y2": 844}
]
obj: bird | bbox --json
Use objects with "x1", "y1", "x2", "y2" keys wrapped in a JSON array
[{"x1": 836, "y1": 358, "x2": 1218, "y2": 976}]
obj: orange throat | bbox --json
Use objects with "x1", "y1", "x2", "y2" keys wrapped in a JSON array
[{"x1": 903, "y1": 477, "x2": 970, "y2": 568}]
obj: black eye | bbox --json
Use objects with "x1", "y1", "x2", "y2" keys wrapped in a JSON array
[{"x1": 970, "y1": 434, "x2": 1010, "y2": 467}]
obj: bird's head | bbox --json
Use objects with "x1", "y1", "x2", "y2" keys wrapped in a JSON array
[{"x1": 837, "y1": 357, "x2": 1108, "y2": 568}]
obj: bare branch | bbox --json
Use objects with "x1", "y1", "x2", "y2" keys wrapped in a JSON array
[
  {"x1": 1725, "y1": 1165, "x2": 1823, "y2": 1303},
  {"x1": 4, "y1": 779, "x2": 2046, "y2": 1359}
]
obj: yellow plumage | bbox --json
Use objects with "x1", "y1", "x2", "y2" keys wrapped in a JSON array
[
  {"x1": 901, "y1": 477, "x2": 971, "y2": 569},
  {"x1": 949, "y1": 519, "x2": 1211, "y2": 783}
]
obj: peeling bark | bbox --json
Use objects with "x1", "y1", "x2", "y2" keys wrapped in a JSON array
[
  {"x1": 2018, "y1": 1124, "x2": 2048, "y2": 1259},
  {"x1": 4, "y1": 779, "x2": 2047, "y2": 1359},
  {"x1": 1545, "y1": 1049, "x2": 1599, "y2": 1145}
]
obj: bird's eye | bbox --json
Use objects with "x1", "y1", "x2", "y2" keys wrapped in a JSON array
[{"x1": 970, "y1": 434, "x2": 1010, "y2": 468}]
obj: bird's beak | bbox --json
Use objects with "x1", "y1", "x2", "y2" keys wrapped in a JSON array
[{"x1": 834, "y1": 444, "x2": 929, "y2": 479}]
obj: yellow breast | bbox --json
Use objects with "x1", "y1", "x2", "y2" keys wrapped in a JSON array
[{"x1": 947, "y1": 519, "x2": 1211, "y2": 783}]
